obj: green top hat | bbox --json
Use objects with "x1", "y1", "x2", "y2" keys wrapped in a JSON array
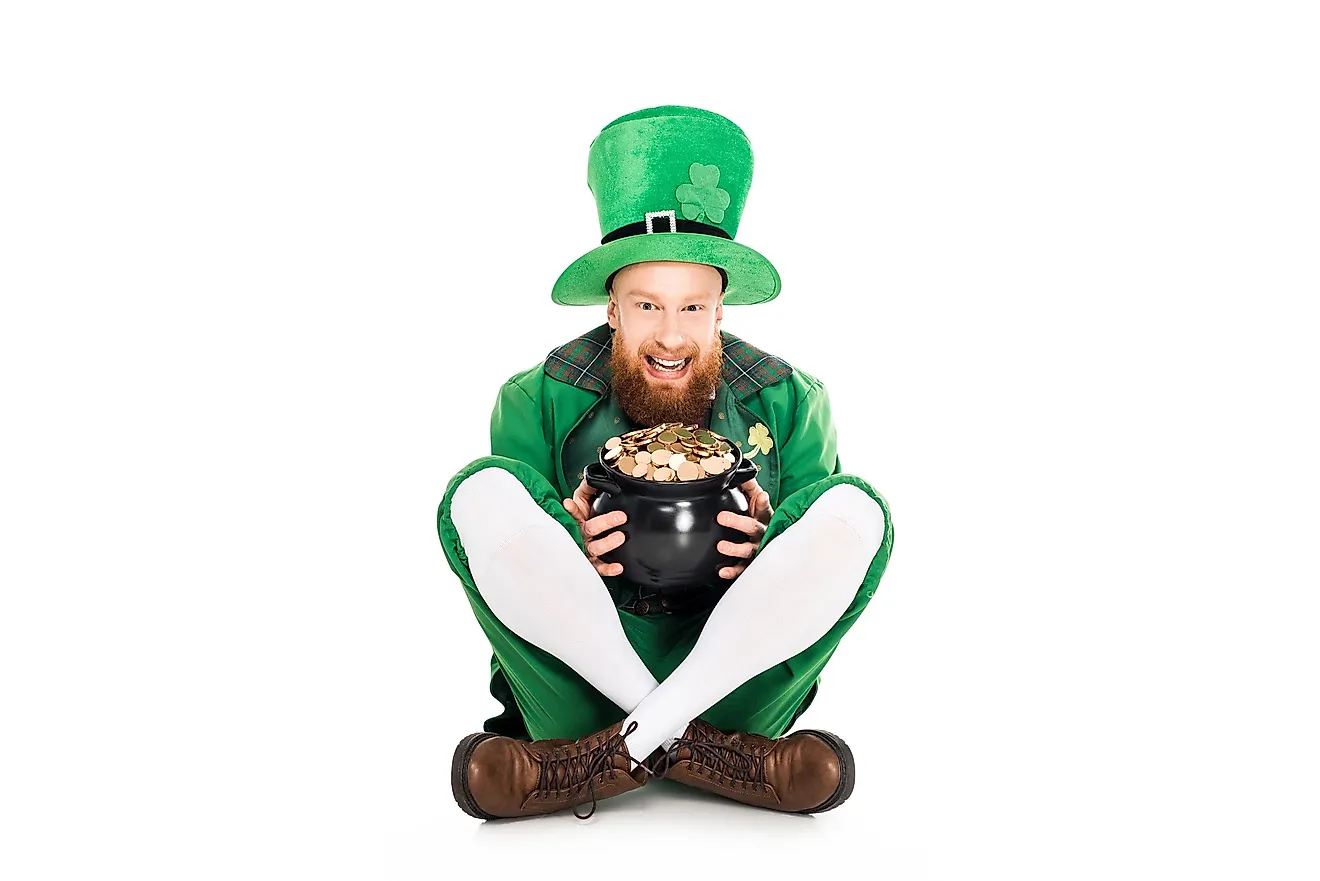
[{"x1": 551, "y1": 105, "x2": 782, "y2": 306}]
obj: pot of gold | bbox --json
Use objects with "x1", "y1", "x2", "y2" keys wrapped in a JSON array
[{"x1": 583, "y1": 422, "x2": 759, "y2": 590}]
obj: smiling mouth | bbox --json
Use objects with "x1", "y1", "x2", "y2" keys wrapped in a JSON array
[{"x1": 645, "y1": 354, "x2": 692, "y2": 378}]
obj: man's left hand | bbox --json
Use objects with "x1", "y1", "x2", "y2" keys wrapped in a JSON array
[{"x1": 716, "y1": 476, "x2": 773, "y2": 580}]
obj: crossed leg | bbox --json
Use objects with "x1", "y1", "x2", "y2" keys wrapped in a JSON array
[
  {"x1": 449, "y1": 466, "x2": 665, "y2": 720},
  {"x1": 616, "y1": 481, "x2": 885, "y2": 757},
  {"x1": 448, "y1": 465, "x2": 887, "y2": 761}
]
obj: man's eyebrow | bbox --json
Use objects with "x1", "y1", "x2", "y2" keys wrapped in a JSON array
[{"x1": 623, "y1": 291, "x2": 713, "y2": 302}]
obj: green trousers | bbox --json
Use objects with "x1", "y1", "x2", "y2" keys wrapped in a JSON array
[{"x1": 436, "y1": 455, "x2": 894, "y2": 742}]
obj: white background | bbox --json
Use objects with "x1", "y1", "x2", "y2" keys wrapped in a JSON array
[{"x1": 2, "y1": 2, "x2": 1317, "y2": 879}]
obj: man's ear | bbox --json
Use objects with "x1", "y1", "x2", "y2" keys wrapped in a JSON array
[{"x1": 607, "y1": 294, "x2": 618, "y2": 330}]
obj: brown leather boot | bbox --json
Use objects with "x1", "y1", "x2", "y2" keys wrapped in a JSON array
[
  {"x1": 451, "y1": 720, "x2": 647, "y2": 819},
  {"x1": 646, "y1": 719, "x2": 854, "y2": 813}
]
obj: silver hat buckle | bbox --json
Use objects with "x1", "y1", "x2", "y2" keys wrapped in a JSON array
[{"x1": 644, "y1": 210, "x2": 677, "y2": 234}]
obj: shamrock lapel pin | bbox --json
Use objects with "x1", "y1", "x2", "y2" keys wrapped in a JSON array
[{"x1": 743, "y1": 422, "x2": 773, "y2": 459}]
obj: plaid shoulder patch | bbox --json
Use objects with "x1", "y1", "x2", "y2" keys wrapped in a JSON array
[
  {"x1": 542, "y1": 323, "x2": 792, "y2": 400},
  {"x1": 543, "y1": 322, "x2": 614, "y2": 395},
  {"x1": 719, "y1": 330, "x2": 793, "y2": 399}
]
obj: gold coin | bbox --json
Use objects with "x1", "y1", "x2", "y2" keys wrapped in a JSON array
[
  {"x1": 676, "y1": 460, "x2": 700, "y2": 481},
  {"x1": 635, "y1": 450, "x2": 652, "y2": 466},
  {"x1": 668, "y1": 453, "x2": 687, "y2": 467},
  {"x1": 653, "y1": 466, "x2": 673, "y2": 481},
  {"x1": 702, "y1": 456, "x2": 725, "y2": 473},
  {"x1": 604, "y1": 446, "x2": 622, "y2": 461},
  {"x1": 646, "y1": 464, "x2": 657, "y2": 480},
  {"x1": 631, "y1": 462, "x2": 649, "y2": 478},
  {"x1": 650, "y1": 449, "x2": 672, "y2": 468},
  {"x1": 617, "y1": 456, "x2": 636, "y2": 473},
  {"x1": 658, "y1": 431, "x2": 677, "y2": 444},
  {"x1": 605, "y1": 437, "x2": 622, "y2": 449}
]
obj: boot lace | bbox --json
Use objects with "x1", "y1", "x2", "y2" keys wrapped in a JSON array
[
  {"x1": 649, "y1": 721, "x2": 769, "y2": 788},
  {"x1": 534, "y1": 720, "x2": 639, "y2": 820}
]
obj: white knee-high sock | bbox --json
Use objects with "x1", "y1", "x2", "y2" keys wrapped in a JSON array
[
  {"x1": 621, "y1": 483, "x2": 887, "y2": 760},
  {"x1": 450, "y1": 467, "x2": 660, "y2": 717}
]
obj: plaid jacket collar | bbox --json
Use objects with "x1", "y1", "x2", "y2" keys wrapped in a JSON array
[{"x1": 543, "y1": 322, "x2": 792, "y2": 401}]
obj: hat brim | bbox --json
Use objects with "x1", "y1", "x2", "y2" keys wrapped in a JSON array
[{"x1": 551, "y1": 233, "x2": 781, "y2": 306}]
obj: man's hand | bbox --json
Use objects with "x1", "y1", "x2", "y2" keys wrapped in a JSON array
[
  {"x1": 563, "y1": 478, "x2": 627, "y2": 577},
  {"x1": 716, "y1": 476, "x2": 773, "y2": 580}
]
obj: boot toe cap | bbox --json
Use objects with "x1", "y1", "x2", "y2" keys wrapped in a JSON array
[
  {"x1": 456, "y1": 735, "x2": 526, "y2": 818},
  {"x1": 784, "y1": 733, "x2": 846, "y2": 811}
]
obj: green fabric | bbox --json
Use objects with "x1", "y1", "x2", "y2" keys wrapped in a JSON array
[
  {"x1": 437, "y1": 456, "x2": 893, "y2": 741},
  {"x1": 435, "y1": 325, "x2": 894, "y2": 740},
  {"x1": 484, "y1": 325, "x2": 843, "y2": 607},
  {"x1": 551, "y1": 105, "x2": 781, "y2": 307}
]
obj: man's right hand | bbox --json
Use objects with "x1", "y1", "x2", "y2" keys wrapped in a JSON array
[{"x1": 562, "y1": 478, "x2": 627, "y2": 577}]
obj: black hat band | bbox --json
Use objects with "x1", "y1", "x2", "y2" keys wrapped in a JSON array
[{"x1": 601, "y1": 210, "x2": 733, "y2": 245}]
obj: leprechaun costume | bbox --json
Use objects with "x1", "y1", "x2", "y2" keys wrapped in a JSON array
[{"x1": 437, "y1": 106, "x2": 894, "y2": 819}]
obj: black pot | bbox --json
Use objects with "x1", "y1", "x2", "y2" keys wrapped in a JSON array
[{"x1": 584, "y1": 442, "x2": 760, "y2": 591}]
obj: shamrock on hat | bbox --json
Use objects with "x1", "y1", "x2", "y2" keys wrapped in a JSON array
[{"x1": 676, "y1": 163, "x2": 731, "y2": 224}]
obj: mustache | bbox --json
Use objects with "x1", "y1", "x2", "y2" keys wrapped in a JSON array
[{"x1": 642, "y1": 347, "x2": 699, "y2": 360}]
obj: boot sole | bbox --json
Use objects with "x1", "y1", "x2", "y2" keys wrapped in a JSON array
[
  {"x1": 451, "y1": 732, "x2": 501, "y2": 820},
  {"x1": 794, "y1": 729, "x2": 855, "y2": 813}
]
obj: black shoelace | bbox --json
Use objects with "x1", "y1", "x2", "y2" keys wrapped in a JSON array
[
  {"x1": 649, "y1": 723, "x2": 769, "y2": 788},
  {"x1": 534, "y1": 720, "x2": 639, "y2": 820}
]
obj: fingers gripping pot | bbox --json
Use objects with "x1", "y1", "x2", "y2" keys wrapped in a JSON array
[{"x1": 584, "y1": 442, "x2": 760, "y2": 591}]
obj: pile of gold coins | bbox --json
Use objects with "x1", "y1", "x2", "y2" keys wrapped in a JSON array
[{"x1": 602, "y1": 422, "x2": 737, "y2": 482}]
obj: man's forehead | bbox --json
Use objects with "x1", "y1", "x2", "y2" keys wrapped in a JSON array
[{"x1": 619, "y1": 288, "x2": 719, "y2": 300}]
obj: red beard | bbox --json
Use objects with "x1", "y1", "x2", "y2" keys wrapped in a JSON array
[{"x1": 609, "y1": 330, "x2": 723, "y2": 428}]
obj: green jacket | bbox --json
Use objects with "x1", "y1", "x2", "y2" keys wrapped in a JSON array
[{"x1": 488, "y1": 322, "x2": 842, "y2": 512}]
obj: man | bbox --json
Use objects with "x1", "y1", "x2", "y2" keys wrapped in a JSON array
[{"x1": 437, "y1": 106, "x2": 894, "y2": 820}]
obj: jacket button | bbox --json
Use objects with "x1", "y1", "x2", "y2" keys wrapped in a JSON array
[
  {"x1": 614, "y1": 417, "x2": 620, "y2": 423},
  {"x1": 717, "y1": 412, "x2": 725, "y2": 419}
]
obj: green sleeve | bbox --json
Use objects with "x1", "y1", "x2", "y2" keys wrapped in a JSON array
[
  {"x1": 489, "y1": 379, "x2": 557, "y2": 487},
  {"x1": 776, "y1": 378, "x2": 843, "y2": 504}
]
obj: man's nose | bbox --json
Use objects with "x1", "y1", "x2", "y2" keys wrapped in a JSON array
[{"x1": 656, "y1": 312, "x2": 686, "y2": 353}]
